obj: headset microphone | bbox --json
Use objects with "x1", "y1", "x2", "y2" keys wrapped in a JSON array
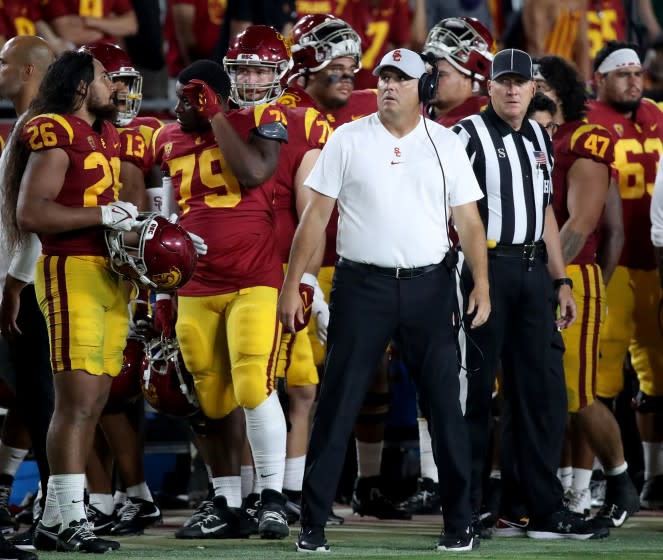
[{"x1": 418, "y1": 52, "x2": 439, "y2": 105}]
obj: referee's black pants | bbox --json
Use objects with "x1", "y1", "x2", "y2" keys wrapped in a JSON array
[
  {"x1": 462, "y1": 253, "x2": 566, "y2": 519},
  {"x1": 300, "y1": 259, "x2": 472, "y2": 536}
]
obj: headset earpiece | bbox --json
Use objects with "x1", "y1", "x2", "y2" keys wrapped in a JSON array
[{"x1": 418, "y1": 53, "x2": 439, "y2": 105}]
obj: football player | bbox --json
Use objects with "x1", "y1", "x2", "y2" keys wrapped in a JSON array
[
  {"x1": 3, "y1": 49, "x2": 138, "y2": 553},
  {"x1": 223, "y1": 25, "x2": 331, "y2": 523},
  {"x1": 586, "y1": 41, "x2": 663, "y2": 512},
  {"x1": 79, "y1": 42, "x2": 163, "y2": 537},
  {"x1": 535, "y1": 55, "x2": 640, "y2": 528},
  {"x1": 150, "y1": 59, "x2": 290, "y2": 540}
]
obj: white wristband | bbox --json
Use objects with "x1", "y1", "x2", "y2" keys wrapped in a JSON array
[
  {"x1": 300, "y1": 272, "x2": 318, "y2": 287},
  {"x1": 156, "y1": 293, "x2": 172, "y2": 301}
]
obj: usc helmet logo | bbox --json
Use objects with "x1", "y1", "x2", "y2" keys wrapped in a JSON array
[
  {"x1": 153, "y1": 267, "x2": 183, "y2": 290},
  {"x1": 276, "y1": 32, "x2": 292, "y2": 58}
]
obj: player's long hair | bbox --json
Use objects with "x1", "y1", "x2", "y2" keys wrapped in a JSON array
[
  {"x1": 535, "y1": 56, "x2": 587, "y2": 122},
  {"x1": 1, "y1": 50, "x2": 96, "y2": 251}
]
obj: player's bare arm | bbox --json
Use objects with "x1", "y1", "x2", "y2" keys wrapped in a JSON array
[{"x1": 17, "y1": 148, "x2": 104, "y2": 233}]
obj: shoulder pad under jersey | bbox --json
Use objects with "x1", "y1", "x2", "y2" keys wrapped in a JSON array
[{"x1": 254, "y1": 121, "x2": 288, "y2": 142}]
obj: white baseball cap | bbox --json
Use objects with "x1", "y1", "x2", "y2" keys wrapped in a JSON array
[{"x1": 372, "y1": 48, "x2": 426, "y2": 79}]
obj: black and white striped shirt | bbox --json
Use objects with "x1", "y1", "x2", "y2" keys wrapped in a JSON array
[{"x1": 452, "y1": 104, "x2": 554, "y2": 245}]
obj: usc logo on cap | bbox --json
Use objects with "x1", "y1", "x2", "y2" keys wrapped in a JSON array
[{"x1": 392, "y1": 50, "x2": 402, "y2": 61}]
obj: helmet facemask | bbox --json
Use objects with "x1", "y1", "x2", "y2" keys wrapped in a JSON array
[
  {"x1": 225, "y1": 57, "x2": 291, "y2": 107},
  {"x1": 105, "y1": 212, "x2": 197, "y2": 291},
  {"x1": 423, "y1": 17, "x2": 493, "y2": 82},
  {"x1": 290, "y1": 18, "x2": 363, "y2": 81},
  {"x1": 141, "y1": 336, "x2": 199, "y2": 415},
  {"x1": 110, "y1": 67, "x2": 143, "y2": 126}
]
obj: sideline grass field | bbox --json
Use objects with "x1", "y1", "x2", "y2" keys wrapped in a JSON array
[{"x1": 33, "y1": 508, "x2": 663, "y2": 560}]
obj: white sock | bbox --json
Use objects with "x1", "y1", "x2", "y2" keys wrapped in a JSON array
[
  {"x1": 33, "y1": 481, "x2": 44, "y2": 521},
  {"x1": 52, "y1": 473, "x2": 86, "y2": 528},
  {"x1": 571, "y1": 468, "x2": 593, "y2": 492},
  {"x1": 41, "y1": 477, "x2": 63, "y2": 527},
  {"x1": 557, "y1": 466, "x2": 573, "y2": 491},
  {"x1": 89, "y1": 493, "x2": 114, "y2": 516},
  {"x1": 241, "y1": 465, "x2": 255, "y2": 498},
  {"x1": 418, "y1": 418, "x2": 438, "y2": 482},
  {"x1": 356, "y1": 441, "x2": 382, "y2": 479},
  {"x1": 212, "y1": 476, "x2": 241, "y2": 508},
  {"x1": 642, "y1": 441, "x2": 663, "y2": 480},
  {"x1": 245, "y1": 393, "x2": 287, "y2": 492},
  {"x1": 490, "y1": 469, "x2": 501, "y2": 480},
  {"x1": 113, "y1": 490, "x2": 127, "y2": 508},
  {"x1": 283, "y1": 456, "x2": 306, "y2": 492},
  {"x1": 126, "y1": 482, "x2": 153, "y2": 502},
  {"x1": 593, "y1": 456, "x2": 603, "y2": 471},
  {"x1": 604, "y1": 462, "x2": 628, "y2": 477},
  {"x1": 0, "y1": 443, "x2": 28, "y2": 477}
]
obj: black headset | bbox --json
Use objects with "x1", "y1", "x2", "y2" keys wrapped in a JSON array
[{"x1": 418, "y1": 52, "x2": 439, "y2": 105}]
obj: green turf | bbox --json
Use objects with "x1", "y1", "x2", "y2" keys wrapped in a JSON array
[{"x1": 34, "y1": 515, "x2": 663, "y2": 559}]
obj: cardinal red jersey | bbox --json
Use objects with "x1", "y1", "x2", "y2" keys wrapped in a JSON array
[
  {"x1": 42, "y1": 0, "x2": 133, "y2": 44},
  {"x1": 164, "y1": 0, "x2": 226, "y2": 77},
  {"x1": 279, "y1": 85, "x2": 377, "y2": 127},
  {"x1": 279, "y1": 85, "x2": 377, "y2": 265},
  {"x1": 587, "y1": 98, "x2": 663, "y2": 270},
  {"x1": 272, "y1": 104, "x2": 331, "y2": 263},
  {"x1": 435, "y1": 96, "x2": 489, "y2": 128},
  {"x1": 1, "y1": 0, "x2": 41, "y2": 37},
  {"x1": 118, "y1": 116, "x2": 163, "y2": 175},
  {"x1": 295, "y1": 0, "x2": 350, "y2": 16},
  {"x1": 21, "y1": 113, "x2": 121, "y2": 256},
  {"x1": 587, "y1": 0, "x2": 626, "y2": 61},
  {"x1": 341, "y1": 0, "x2": 411, "y2": 89},
  {"x1": 42, "y1": 0, "x2": 133, "y2": 18},
  {"x1": 552, "y1": 121, "x2": 615, "y2": 264},
  {"x1": 0, "y1": 122, "x2": 10, "y2": 155},
  {"x1": 150, "y1": 105, "x2": 285, "y2": 296}
]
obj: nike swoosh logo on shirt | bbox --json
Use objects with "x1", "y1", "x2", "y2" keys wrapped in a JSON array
[{"x1": 391, "y1": 161, "x2": 403, "y2": 165}]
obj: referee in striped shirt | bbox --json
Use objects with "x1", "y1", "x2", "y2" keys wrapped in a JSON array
[{"x1": 452, "y1": 49, "x2": 605, "y2": 539}]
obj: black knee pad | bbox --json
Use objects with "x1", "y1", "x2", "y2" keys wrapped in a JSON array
[
  {"x1": 189, "y1": 411, "x2": 211, "y2": 435},
  {"x1": 597, "y1": 395, "x2": 615, "y2": 410},
  {"x1": 631, "y1": 390, "x2": 663, "y2": 413},
  {"x1": 356, "y1": 391, "x2": 390, "y2": 424}
]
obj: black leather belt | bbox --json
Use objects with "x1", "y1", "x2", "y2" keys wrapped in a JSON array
[
  {"x1": 488, "y1": 241, "x2": 547, "y2": 267},
  {"x1": 337, "y1": 257, "x2": 442, "y2": 279}
]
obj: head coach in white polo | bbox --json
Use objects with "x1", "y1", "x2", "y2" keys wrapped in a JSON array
[{"x1": 279, "y1": 48, "x2": 490, "y2": 553}]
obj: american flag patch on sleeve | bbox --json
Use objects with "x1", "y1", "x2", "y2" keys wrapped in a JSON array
[{"x1": 533, "y1": 151, "x2": 547, "y2": 164}]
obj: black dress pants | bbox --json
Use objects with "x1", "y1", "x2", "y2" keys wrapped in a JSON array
[{"x1": 300, "y1": 260, "x2": 471, "y2": 535}]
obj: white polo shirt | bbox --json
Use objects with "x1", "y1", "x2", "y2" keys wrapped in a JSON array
[
  {"x1": 305, "y1": 113, "x2": 483, "y2": 268},
  {"x1": 651, "y1": 153, "x2": 663, "y2": 248}
]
